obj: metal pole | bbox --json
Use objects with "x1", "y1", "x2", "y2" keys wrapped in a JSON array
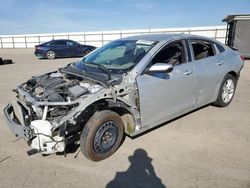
[
  {"x1": 214, "y1": 29, "x2": 218, "y2": 40},
  {"x1": 0, "y1": 37, "x2": 3, "y2": 48},
  {"x1": 101, "y1": 33, "x2": 104, "y2": 45},
  {"x1": 38, "y1": 36, "x2": 41, "y2": 44},
  {"x1": 12, "y1": 37, "x2": 15, "y2": 48},
  {"x1": 83, "y1": 34, "x2": 86, "y2": 44},
  {"x1": 24, "y1": 36, "x2": 27, "y2": 48}
]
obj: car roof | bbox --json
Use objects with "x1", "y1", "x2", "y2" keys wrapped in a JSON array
[
  {"x1": 121, "y1": 33, "x2": 217, "y2": 43},
  {"x1": 50, "y1": 39, "x2": 71, "y2": 42}
]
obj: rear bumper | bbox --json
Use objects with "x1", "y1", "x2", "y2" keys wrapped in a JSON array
[
  {"x1": 34, "y1": 50, "x2": 45, "y2": 58},
  {"x1": 3, "y1": 104, "x2": 33, "y2": 140}
]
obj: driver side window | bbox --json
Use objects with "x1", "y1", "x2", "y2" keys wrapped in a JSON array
[{"x1": 151, "y1": 40, "x2": 186, "y2": 66}]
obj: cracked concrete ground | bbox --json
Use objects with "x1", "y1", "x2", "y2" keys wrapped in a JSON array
[{"x1": 0, "y1": 49, "x2": 249, "y2": 188}]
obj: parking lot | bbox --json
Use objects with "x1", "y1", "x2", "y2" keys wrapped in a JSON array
[{"x1": 0, "y1": 49, "x2": 249, "y2": 188}]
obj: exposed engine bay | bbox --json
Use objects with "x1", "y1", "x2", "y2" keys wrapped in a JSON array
[
  {"x1": 18, "y1": 72, "x2": 103, "y2": 121},
  {"x1": 25, "y1": 72, "x2": 102, "y2": 103}
]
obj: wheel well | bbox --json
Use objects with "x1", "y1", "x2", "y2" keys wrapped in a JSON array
[
  {"x1": 227, "y1": 71, "x2": 238, "y2": 79},
  {"x1": 46, "y1": 49, "x2": 55, "y2": 54},
  {"x1": 75, "y1": 99, "x2": 136, "y2": 135},
  {"x1": 109, "y1": 107, "x2": 135, "y2": 135}
]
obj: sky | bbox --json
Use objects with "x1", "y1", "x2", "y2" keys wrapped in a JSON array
[{"x1": 0, "y1": 0, "x2": 249, "y2": 35}]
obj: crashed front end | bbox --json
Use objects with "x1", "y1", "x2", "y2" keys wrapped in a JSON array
[{"x1": 4, "y1": 71, "x2": 104, "y2": 155}]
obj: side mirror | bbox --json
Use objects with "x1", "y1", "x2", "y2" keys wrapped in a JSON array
[{"x1": 148, "y1": 63, "x2": 173, "y2": 73}]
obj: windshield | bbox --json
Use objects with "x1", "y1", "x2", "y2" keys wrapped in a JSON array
[{"x1": 76, "y1": 39, "x2": 157, "y2": 75}]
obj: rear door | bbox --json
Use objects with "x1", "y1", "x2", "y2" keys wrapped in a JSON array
[
  {"x1": 136, "y1": 40, "x2": 197, "y2": 128},
  {"x1": 189, "y1": 39, "x2": 225, "y2": 107},
  {"x1": 52, "y1": 40, "x2": 69, "y2": 57}
]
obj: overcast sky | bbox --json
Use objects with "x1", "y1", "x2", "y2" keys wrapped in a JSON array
[{"x1": 0, "y1": 0, "x2": 249, "y2": 35}]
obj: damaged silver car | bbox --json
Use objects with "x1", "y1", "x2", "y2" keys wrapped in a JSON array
[{"x1": 4, "y1": 34, "x2": 244, "y2": 161}]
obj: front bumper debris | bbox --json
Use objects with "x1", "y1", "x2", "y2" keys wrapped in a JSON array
[{"x1": 3, "y1": 104, "x2": 33, "y2": 140}]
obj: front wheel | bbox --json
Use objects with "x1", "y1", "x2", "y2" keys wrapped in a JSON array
[
  {"x1": 213, "y1": 74, "x2": 237, "y2": 107},
  {"x1": 80, "y1": 110, "x2": 124, "y2": 161}
]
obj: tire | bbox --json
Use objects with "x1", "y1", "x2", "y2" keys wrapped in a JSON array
[
  {"x1": 3, "y1": 59, "x2": 13, "y2": 65},
  {"x1": 0, "y1": 58, "x2": 3, "y2": 65},
  {"x1": 80, "y1": 110, "x2": 124, "y2": 161},
  {"x1": 213, "y1": 74, "x2": 237, "y2": 107},
  {"x1": 46, "y1": 50, "x2": 56, "y2": 59}
]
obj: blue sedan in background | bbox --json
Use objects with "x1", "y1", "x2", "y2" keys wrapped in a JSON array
[{"x1": 34, "y1": 39, "x2": 96, "y2": 59}]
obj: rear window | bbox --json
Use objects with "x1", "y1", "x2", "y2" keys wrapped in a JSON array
[
  {"x1": 48, "y1": 41, "x2": 67, "y2": 46},
  {"x1": 215, "y1": 43, "x2": 225, "y2": 53},
  {"x1": 191, "y1": 40, "x2": 215, "y2": 60},
  {"x1": 67, "y1": 41, "x2": 77, "y2": 46}
]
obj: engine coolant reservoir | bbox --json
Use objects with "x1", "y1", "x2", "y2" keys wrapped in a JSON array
[
  {"x1": 30, "y1": 120, "x2": 65, "y2": 154},
  {"x1": 31, "y1": 120, "x2": 52, "y2": 136}
]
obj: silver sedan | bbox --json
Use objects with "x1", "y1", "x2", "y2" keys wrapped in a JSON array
[{"x1": 4, "y1": 34, "x2": 244, "y2": 161}]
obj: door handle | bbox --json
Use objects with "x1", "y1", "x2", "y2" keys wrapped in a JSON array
[
  {"x1": 217, "y1": 61, "x2": 224, "y2": 66},
  {"x1": 184, "y1": 70, "x2": 193, "y2": 75}
]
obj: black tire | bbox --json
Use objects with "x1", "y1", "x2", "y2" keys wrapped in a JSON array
[
  {"x1": 45, "y1": 50, "x2": 56, "y2": 59},
  {"x1": 213, "y1": 74, "x2": 237, "y2": 107},
  {"x1": 3, "y1": 59, "x2": 13, "y2": 65},
  {"x1": 80, "y1": 110, "x2": 124, "y2": 161},
  {"x1": 0, "y1": 58, "x2": 3, "y2": 65}
]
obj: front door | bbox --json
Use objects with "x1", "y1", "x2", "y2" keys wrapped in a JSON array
[{"x1": 136, "y1": 40, "x2": 197, "y2": 128}]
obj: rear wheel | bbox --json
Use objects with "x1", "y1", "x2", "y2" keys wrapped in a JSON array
[
  {"x1": 80, "y1": 110, "x2": 124, "y2": 161},
  {"x1": 83, "y1": 49, "x2": 91, "y2": 56},
  {"x1": 213, "y1": 74, "x2": 236, "y2": 107},
  {"x1": 46, "y1": 50, "x2": 56, "y2": 59}
]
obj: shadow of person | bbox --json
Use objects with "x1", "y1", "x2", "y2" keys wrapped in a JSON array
[{"x1": 106, "y1": 149, "x2": 166, "y2": 188}]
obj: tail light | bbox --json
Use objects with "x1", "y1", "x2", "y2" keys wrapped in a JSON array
[{"x1": 240, "y1": 55, "x2": 245, "y2": 62}]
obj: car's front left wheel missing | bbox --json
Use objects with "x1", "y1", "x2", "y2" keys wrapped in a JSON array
[{"x1": 80, "y1": 110, "x2": 124, "y2": 161}]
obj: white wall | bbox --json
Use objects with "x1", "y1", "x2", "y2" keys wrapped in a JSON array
[{"x1": 0, "y1": 25, "x2": 227, "y2": 48}]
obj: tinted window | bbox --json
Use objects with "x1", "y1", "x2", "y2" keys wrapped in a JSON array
[
  {"x1": 151, "y1": 41, "x2": 186, "y2": 66},
  {"x1": 48, "y1": 41, "x2": 55, "y2": 46},
  {"x1": 49, "y1": 41, "x2": 67, "y2": 46},
  {"x1": 215, "y1": 43, "x2": 225, "y2": 53},
  {"x1": 191, "y1": 40, "x2": 215, "y2": 60},
  {"x1": 67, "y1": 41, "x2": 77, "y2": 46}
]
